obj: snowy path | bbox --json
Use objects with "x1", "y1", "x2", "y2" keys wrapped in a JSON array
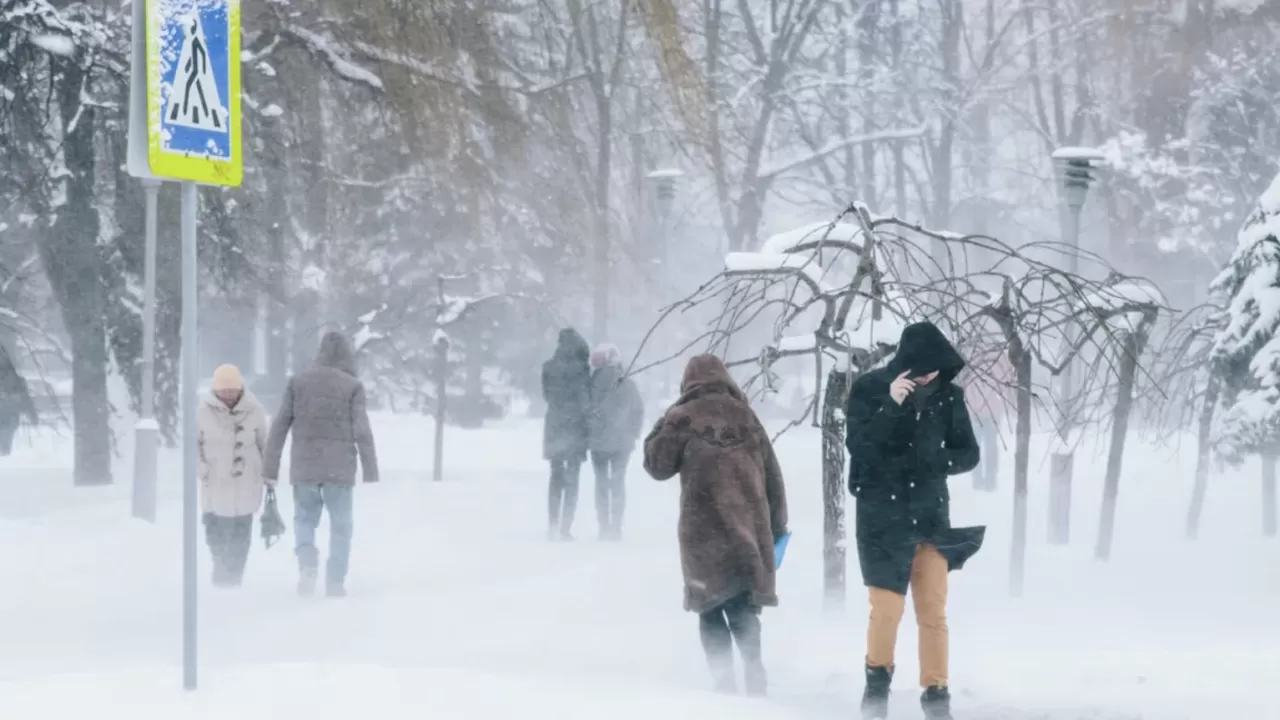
[{"x1": 0, "y1": 417, "x2": 1276, "y2": 718}]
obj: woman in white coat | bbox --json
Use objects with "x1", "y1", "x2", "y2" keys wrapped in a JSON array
[{"x1": 199, "y1": 364, "x2": 270, "y2": 587}]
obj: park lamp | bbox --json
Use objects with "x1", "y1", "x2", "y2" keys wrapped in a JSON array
[
  {"x1": 646, "y1": 168, "x2": 683, "y2": 219},
  {"x1": 1051, "y1": 147, "x2": 1107, "y2": 211},
  {"x1": 1045, "y1": 145, "x2": 1107, "y2": 548}
]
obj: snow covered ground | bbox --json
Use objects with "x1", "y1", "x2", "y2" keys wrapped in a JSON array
[{"x1": 0, "y1": 414, "x2": 1276, "y2": 718}]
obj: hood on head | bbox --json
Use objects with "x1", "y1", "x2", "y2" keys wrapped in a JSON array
[
  {"x1": 555, "y1": 328, "x2": 590, "y2": 363},
  {"x1": 316, "y1": 331, "x2": 357, "y2": 376},
  {"x1": 590, "y1": 343, "x2": 622, "y2": 369},
  {"x1": 889, "y1": 321, "x2": 965, "y2": 384},
  {"x1": 680, "y1": 354, "x2": 746, "y2": 401}
]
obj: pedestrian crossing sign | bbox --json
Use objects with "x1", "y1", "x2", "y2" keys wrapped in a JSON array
[{"x1": 146, "y1": 0, "x2": 242, "y2": 186}]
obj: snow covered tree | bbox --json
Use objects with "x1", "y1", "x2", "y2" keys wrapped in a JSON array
[
  {"x1": 1141, "y1": 304, "x2": 1225, "y2": 540},
  {"x1": 637, "y1": 201, "x2": 1163, "y2": 599},
  {"x1": 0, "y1": 1, "x2": 134, "y2": 485},
  {"x1": 1209, "y1": 171, "x2": 1280, "y2": 537}
]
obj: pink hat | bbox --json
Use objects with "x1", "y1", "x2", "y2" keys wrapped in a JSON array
[{"x1": 590, "y1": 343, "x2": 621, "y2": 369}]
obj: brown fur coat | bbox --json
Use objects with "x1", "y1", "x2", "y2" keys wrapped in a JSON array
[{"x1": 643, "y1": 355, "x2": 789, "y2": 613}]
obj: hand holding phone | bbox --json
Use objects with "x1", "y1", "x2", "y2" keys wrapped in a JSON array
[{"x1": 889, "y1": 371, "x2": 916, "y2": 405}]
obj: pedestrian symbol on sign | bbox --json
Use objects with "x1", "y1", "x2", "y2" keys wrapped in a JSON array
[
  {"x1": 145, "y1": 0, "x2": 242, "y2": 185},
  {"x1": 164, "y1": 13, "x2": 226, "y2": 133}
]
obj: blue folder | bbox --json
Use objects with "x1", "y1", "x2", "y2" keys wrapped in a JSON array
[{"x1": 774, "y1": 531, "x2": 792, "y2": 569}]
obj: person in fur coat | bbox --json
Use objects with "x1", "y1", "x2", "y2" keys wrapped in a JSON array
[{"x1": 644, "y1": 354, "x2": 788, "y2": 697}]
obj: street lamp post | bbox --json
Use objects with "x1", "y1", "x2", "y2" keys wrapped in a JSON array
[
  {"x1": 646, "y1": 168, "x2": 682, "y2": 396},
  {"x1": 1048, "y1": 146, "x2": 1106, "y2": 546},
  {"x1": 646, "y1": 168, "x2": 682, "y2": 279}
]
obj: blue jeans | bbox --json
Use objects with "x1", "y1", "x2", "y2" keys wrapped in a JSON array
[{"x1": 293, "y1": 483, "x2": 354, "y2": 588}]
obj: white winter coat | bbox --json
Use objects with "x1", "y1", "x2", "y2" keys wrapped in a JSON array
[{"x1": 198, "y1": 389, "x2": 270, "y2": 518}]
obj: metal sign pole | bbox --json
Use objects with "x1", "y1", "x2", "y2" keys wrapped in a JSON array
[
  {"x1": 133, "y1": 0, "x2": 241, "y2": 690},
  {"x1": 181, "y1": 180, "x2": 199, "y2": 691},
  {"x1": 132, "y1": 178, "x2": 162, "y2": 522}
]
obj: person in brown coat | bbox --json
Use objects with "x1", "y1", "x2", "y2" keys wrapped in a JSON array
[{"x1": 643, "y1": 354, "x2": 788, "y2": 697}]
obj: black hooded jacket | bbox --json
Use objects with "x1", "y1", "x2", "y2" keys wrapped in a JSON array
[
  {"x1": 542, "y1": 328, "x2": 592, "y2": 461},
  {"x1": 845, "y1": 321, "x2": 983, "y2": 593}
]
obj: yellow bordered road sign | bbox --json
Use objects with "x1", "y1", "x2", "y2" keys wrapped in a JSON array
[{"x1": 146, "y1": 0, "x2": 242, "y2": 186}]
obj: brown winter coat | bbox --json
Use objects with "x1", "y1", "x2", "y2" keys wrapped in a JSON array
[
  {"x1": 263, "y1": 332, "x2": 379, "y2": 485},
  {"x1": 643, "y1": 355, "x2": 788, "y2": 614}
]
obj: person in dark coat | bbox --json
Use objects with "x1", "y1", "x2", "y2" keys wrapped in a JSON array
[
  {"x1": 541, "y1": 328, "x2": 591, "y2": 541},
  {"x1": 264, "y1": 331, "x2": 379, "y2": 598},
  {"x1": 644, "y1": 354, "x2": 788, "y2": 697},
  {"x1": 845, "y1": 321, "x2": 984, "y2": 720},
  {"x1": 587, "y1": 343, "x2": 644, "y2": 541}
]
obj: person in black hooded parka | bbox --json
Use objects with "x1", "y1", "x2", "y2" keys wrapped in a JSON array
[
  {"x1": 542, "y1": 328, "x2": 592, "y2": 541},
  {"x1": 845, "y1": 321, "x2": 985, "y2": 720}
]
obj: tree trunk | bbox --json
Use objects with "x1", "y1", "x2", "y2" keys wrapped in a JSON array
[
  {"x1": 573, "y1": 0, "x2": 616, "y2": 341},
  {"x1": 1009, "y1": 347, "x2": 1033, "y2": 596},
  {"x1": 153, "y1": 190, "x2": 183, "y2": 445},
  {"x1": 67, "y1": 310, "x2": 111, "y2": 486},
  {"x1": 290, "y1": 288, "x2": 320, "y2": 377},
  {"x1": 1264, "y1": 452, "x2": 1278, "y2": 538},
  {"x1": 1096, "y1": 328, "x2": 1146, "y2": 561},
  {"x1": 41, "y1": 62, "x2": 111, "y2": 486},
  {"x1": 260, "y1": 113, "x2": 290, "y2": 400},
  {"x1": 856, "y1": 0, "x2": 879, "y2": 208},
  {"x1": 591, "y1": 118, "x2": 612, "y2": 339},
  {"x1": 834, "y1": 6, "x2": 854, "y2": 198},
  {"x1": 1185, "y1": 374, "x2": 1219, "y2": 540},
  {"x1": 889, "y1": 0, "x2": 906, "y2": 216},
  {"x1": 821, "y1": 366, "x2": 852, "y2": 611},
  {"x1": 728, "y1": 62, "x2": 783, "y2": 251},
  {"x1": 264, "y1": 204, "x2": 289, "y2": 395},
  {"x1": 928, "y1": 0, "x2": 961, "y2": 262}
]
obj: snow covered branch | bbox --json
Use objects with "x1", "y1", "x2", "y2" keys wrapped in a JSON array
[
  {"x1": 281, "y1": 25, "x2": 385, "y2": 91},
  {"x1": 755, "y1": 126, "x2": 928, "y2": 181},
  {"x1": 633, "y1": 200, "x2": 1169, "y2": 434}
]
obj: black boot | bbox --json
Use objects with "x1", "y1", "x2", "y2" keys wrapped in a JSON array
[
  {"x1": 861, "y1": 665, "x2": 893, "y2": 719},
  {"x1": 921, "y1": 686, "x2": 953, "y2": 720}
]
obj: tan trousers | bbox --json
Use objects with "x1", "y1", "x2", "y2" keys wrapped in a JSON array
[{"x1": 866, "y1": 543, "x2": 948, "y2": 689}]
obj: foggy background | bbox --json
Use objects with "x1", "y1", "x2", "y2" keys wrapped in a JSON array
[
  {"x1": 1, "y1": 2, "x2": 1279, "y2": 718},
  {"x1": 4, "y1": 1, "x2": 1278, "y2": 467}
]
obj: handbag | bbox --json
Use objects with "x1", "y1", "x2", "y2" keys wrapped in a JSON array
[
  {"x1": 774, "y1": 531, "x2": 792, "y2": 569},
  {"x1": 260, "y1": 487, "x2": 286, "y2": 549}
]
